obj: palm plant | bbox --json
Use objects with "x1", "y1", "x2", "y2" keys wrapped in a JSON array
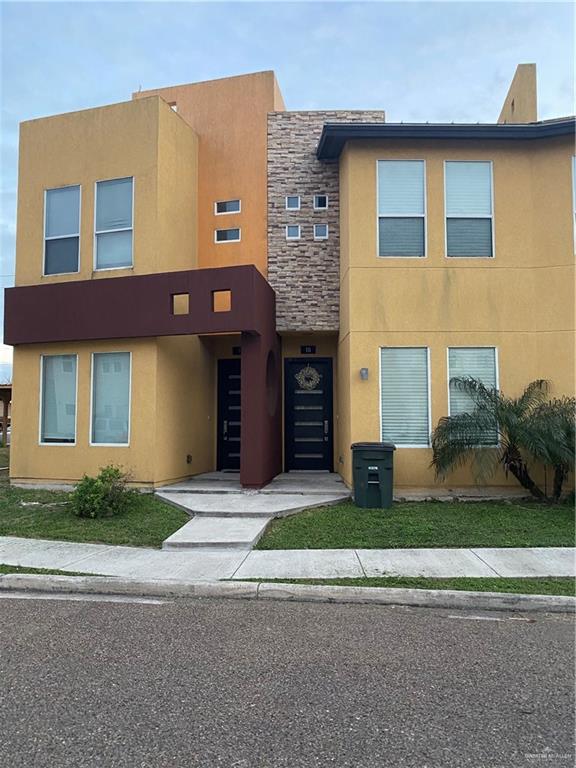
[{"x1": 431, "y1": 378, "x2": 575, "y2": 501}]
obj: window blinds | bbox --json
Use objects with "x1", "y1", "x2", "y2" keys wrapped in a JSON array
[
  {"x1": 448, "y1": 347, "x2": 498, "y2": 444},
  {"x1": 445, "y1": 162, "x2": 492, "y2": 257},
  {"x1": 380, "y1": 347, "x2": 429, "y2": 446},
  {"x1": 40, "y1": 355, "x2": 77, "y2": 443},
  {"x1": 91, "y1": 352, "x2": 131, "y2": 444},
  {"x1": 378, "y1": 161, "x2": 425, "y2": 257}
]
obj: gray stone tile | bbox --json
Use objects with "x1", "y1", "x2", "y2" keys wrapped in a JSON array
[
  {"x1": 472, "y1": 547, "x2": 576, "y2": 577},
  {"x1": 234, "y1": 549, "x2": 363, "y2": 579},
  {"x1": 358, "y1": 548, "x2": 498, "y2": 578}
]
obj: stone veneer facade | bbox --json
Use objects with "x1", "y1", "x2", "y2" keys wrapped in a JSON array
[{"x1": 267, "y1": 110, "x2": 385, "y2": 332}]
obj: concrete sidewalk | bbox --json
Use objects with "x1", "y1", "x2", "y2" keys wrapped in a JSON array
[{"x1": 0, "y1": 536, "x2": 574, "y2": 581}]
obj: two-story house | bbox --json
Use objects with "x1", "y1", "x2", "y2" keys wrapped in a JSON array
[{"x1": 5, "y1": 64, "x2": 575, "y2": 490}]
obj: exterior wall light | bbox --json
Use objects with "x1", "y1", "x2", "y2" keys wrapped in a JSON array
[{"x1": 360, "y1": 368, "x2": 369, "y2": 380}]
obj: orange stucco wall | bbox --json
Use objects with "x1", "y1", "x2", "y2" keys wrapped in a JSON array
[{"x1": 134, "y1": 71, "x2": 285, "y2": 277}]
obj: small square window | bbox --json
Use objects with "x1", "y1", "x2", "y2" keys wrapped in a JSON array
[
  {"x1": 313, "y1": 195, "x2": 328, "y2": 210},
  {"x1": 212, "y1": 290, "x2": 232, "y2": 312},
  {"x1": 285, "y1": 196, "x2": 300, "y2": 210},
  {"x1": 215, "y1": 199, "x2": 241, "y2": 215},
  {"x1": 215, "y1": 228, "x2": 241, "y2": 243},
  {"x1": 314, "y1": 224, "x2": 328, "y2": 240},
  {"x1": 172, "y1": 293, "x2": 189, "y2": 315},
  {"x1": 286, "y1": 225, "x2": 301, "y2": 240}
]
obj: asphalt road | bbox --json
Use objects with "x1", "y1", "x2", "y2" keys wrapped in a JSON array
[{"x1": 0, "y1": 594, "x2": 573, "y2": 768}]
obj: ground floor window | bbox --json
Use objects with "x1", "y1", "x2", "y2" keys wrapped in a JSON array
[
  {"x1": 448, "y1": 347, "x2": 498, "y2": 444},
  {"x1": 40, "y1": 354, "x2": 77, "y2": 444},
  {"x1": 91, "y1": 352, "x2": 131, "y2": 445},
  {"x1": 380, "y1": 347, "x2": 430, "y2": 446}
]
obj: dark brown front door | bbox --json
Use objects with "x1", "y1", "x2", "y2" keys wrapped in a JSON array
[
  {"x1": 284, "y1": 358, "x2": 333, "y2": 471},
  {"x1": 217, "y1": 359, "x2": 241, "y2": 471}
]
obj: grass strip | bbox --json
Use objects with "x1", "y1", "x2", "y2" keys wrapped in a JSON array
[{"x1": 243, "y1": 576, "x2": 576, "y2": 596}]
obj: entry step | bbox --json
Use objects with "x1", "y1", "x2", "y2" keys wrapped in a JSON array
[
  {"x1": 162, "y1": 516, "x2": 271, "y2": 550},
  {"x1": 156, "y1": 491, "x2": 349, "y2": 518}
]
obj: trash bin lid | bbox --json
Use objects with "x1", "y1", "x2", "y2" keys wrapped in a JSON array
[{"x1": 351, "y1": 442, "x2": 396, "y2": 451}]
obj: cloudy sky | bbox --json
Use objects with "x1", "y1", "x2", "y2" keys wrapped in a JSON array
[{"x1": 0, "y1": 0, "x2": 574, "y2": 380}]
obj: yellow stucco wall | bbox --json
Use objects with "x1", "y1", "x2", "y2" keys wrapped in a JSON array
[
  {"x1": 338, "y1": 136, "x2": 575, "y2": 487},
  {"x1": 10, "y1": 340, "x2": 158, "y2": 486},
  {"x1": 11, "y1": 96, "x2": 204, "y2": 486},
  {"x1": 15, "y1": 96, "x2": 198, "y2": 287},
  {"x1": 153, "y1": 336, "x2": 214, "y2": 485}
]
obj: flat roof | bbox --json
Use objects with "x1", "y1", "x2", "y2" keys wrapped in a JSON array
[{"x1": 316, "y1": 117, "x2": 576, "y2": 160}]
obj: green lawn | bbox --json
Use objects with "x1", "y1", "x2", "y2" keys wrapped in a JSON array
[
  {"x1": 257, "y1": 500, "x2": 575, "y2": 550},
  {"x1": 0, "y1": 445, "x2": 9, "y2": 468},
  {"x1": 0, "y1": 456, "x2": 189, "y2": 547},
  {"x1": 246, "y1": 576, "x2": 576, "y2": 596}
]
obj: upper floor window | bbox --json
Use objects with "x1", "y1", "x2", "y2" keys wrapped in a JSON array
[
  {"x1": 95, "y1": 177, "x2": 133, "y2": 270},
  {"x1": 40, "y1": 354, "x2": 77, "y2": 444},
  {"x1": 44, "y1": 185, "x2": 80, "y2": 275},
  {"x1": 377, "y1": 160, "x2": 425, "y2": 258},
  {"x1": 445, "y1": 161, "x2": 493, "y2": 258},
  {"x1": 313, "y1": 194, "x2": 328, "y2": 210},
  {"x1": 215, "y1": 227, "x2": 241, "y2": 243},
  {"x1": 215, "y1": 199, "x2": 241, "y2": 215},
  {"x1": 286, "y1": 225, "x2": 301, "y2": 240},
  {"x1": 286, "y1": 195, "x2": 300, "y2": 210},
  {"x1": 313, "y1": 223, "x2": 329, "y2": 240}
]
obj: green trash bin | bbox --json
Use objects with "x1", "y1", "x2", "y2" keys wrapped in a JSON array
[{"x1": 351, "y1": 443, "x2": 396, "y2": 509}]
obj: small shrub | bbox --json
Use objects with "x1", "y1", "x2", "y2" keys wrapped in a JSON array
[{"x1": 71, "y1": 465, "x2": 136, "y2": 519}]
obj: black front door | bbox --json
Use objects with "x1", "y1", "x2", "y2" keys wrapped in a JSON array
[
  {"x1": 285, "y1": 358, "x2": 333, "y2": 471},
  {"x1": 217, "y1": 359, "x2": 241, "y2": 471}
]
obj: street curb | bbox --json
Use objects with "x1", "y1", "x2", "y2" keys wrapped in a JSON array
[{"x1": 0, "y1": 574, "x2": 574, "y2": 613}]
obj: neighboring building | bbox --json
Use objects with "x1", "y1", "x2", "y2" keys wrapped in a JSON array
[{"x1": 5, "y1": 65, "x2": 575, "y2": 489}]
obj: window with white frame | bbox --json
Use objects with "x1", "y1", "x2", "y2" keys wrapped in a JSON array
[
  {"x1": 285, "y1": 195, "x2": 300, "y2": 210},
  {"x1": 286, "y1": 224, "x2": 301, "y2": 240},
  {"x1": 445, "y1": 161, "x2": 493, "y2": 257},
  {"x1": 448, "y1": 347, "x2": 498, "y2": 444},
  {"x1": 91, "y1": 352, "x2": 131, "y2": 445},
  {"x1": 377, "y1": 160, "x2": 425, "y2": 257},
  {"x1": 380, "y1": 347, "x2": 430, "y2": 446},
  {"x1": 215, "y1": 199, "x2": 241, "y2": 215},
  {"x1": 215, "y1": 228, "x2": 241, "y2": 243},
  {"x1": 95, "y1": 177, "x2": 133, "y2": 269},
  {"x1": 313, "y1": 223, "x2": 328, "y2": 240},
  {"x1": 313, "y1": 194, "x2": 328, "y2": 210},
  {"x1": 44, "y1": 186, "x2": 80, "y2": 275},
  {"x1": 40, "y1": 354, "x2": 77, "y2": 444}
]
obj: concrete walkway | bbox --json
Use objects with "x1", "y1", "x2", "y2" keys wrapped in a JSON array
[
  {"x1": 157, "y1": 472, "x2": 350, "y2": 549},
  {"x1": 1, "y1": 536, "x2": 574, "y2": 581}
]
